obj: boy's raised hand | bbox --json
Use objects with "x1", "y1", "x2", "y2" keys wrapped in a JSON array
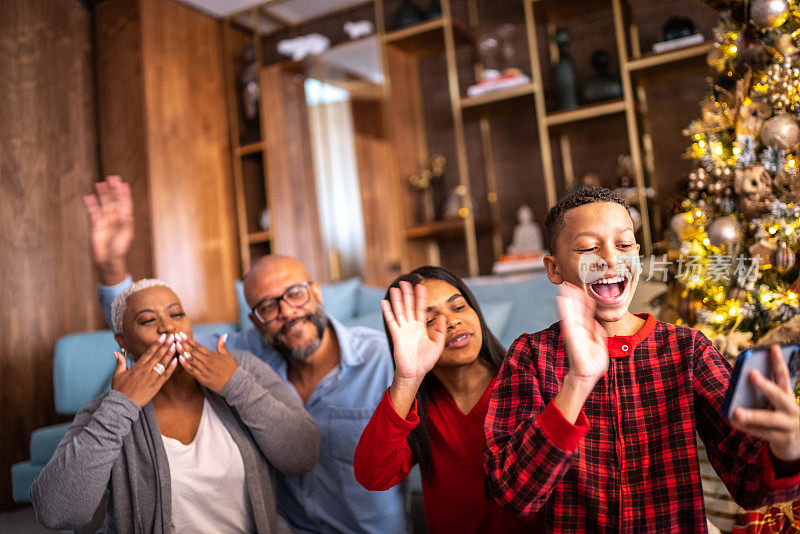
[
  {"x1": 557, "y1": 282, "x2": 609, "y2": 386},
  {"x1": 554, "y1": 282, "x2": 609, "y2": 423},
  {"x1": 731, "y1": 345, "x2": 800, "y2": 462}
]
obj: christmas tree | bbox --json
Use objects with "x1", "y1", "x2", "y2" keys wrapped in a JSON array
[
  {"x1": 669, "y1": 3, "x2": 800, "y2": 529},
  {"x1": 668, "y1": 0, "x2": 800, "y2": 360}
]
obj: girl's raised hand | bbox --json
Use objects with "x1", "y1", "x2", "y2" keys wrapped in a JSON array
[{"x1": 382, "y1": 281, "x2": 446, "y2": 383}]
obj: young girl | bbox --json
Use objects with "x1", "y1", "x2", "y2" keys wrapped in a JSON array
[{"x1": 353, "y1": 266, "x2": 541, "y2": 534}]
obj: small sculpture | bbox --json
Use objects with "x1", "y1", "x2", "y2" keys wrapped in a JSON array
[
  {"x1": 392, "y1": 0, "x2": 427, "y2": 30},
  {"x1": 581, "y1": 50, "x2": 622, "y2": 104},
  {"x1": 507, "y1": 205, "x2": 543, "y2": 254},
  {"x1": 343, "y1": 21, "x2": 374, "y2": 40},
  {"x1": 240, "y1": 45, "x2": 260, "y2": 122},
  {"x1": 616, "y1": 155, "x2": 635, "y2": 188},
  {"x1": 554, "y1": 29, "x2": 579, "y2": 110},
  {"x1": 662, "y1": 17, "x2": 696, "y2": 41},
  {"x1": 277, "y1": 34, "x2": 330, "y2": 61}
]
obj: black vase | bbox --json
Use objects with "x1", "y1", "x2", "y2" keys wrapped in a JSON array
[
  {"x1": 427, "y1": 0, "x2": 442, "y2": 18},
  {"x1": 392, "y1": 0, "x2": 428, "y2": 30},
  {"x1": 554, "y1": 29, "x2": 579, "y2": 109}
]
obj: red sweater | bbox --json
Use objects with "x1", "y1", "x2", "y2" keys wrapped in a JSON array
[{"x1": 354, "y1": 378, "x2": 542, "y2": 534}]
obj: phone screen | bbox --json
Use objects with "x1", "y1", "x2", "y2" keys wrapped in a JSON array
[{"x1": 721, "y1": 343, "x2": 800, "y2": 419}]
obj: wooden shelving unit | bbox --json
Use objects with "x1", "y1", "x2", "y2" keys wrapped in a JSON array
[
  {"x1": 405, "y1": 218, "x2": 493, "y2": 240},
  {"x1": 626, "y1": 41, "x2": 713, "y2": 72},
  {"x1": 544, "y1": 99, "x2": 626, "y2": 126},
  {"x1": 220, "y1": 0, "x2": 717, "y2": 278},
  {"x1": 383, "y1": 17, "x2": 474, "y2": 54},
  {"x1": 460, "y1": 82, "x2": 538, "y2": 110}
]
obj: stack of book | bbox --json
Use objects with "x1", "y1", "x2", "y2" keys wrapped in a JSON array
[
  {"x1": 467, "y1": 70, "x2": 531, "y2": 98},
  {"x1": 492, "y1": 251, "x2": 545, "y2": 275}
]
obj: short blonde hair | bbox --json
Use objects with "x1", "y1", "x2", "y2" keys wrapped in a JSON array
[{"x1": 111, "y1": 278, "x2": 171, "y2": 333}]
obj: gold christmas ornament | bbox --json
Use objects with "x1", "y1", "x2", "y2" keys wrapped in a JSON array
[
  {"x1": 760, "y1": 112, "x2": 800, "y2": 150},
  {"x1": 707, "y1": 45, "x2": 727, "y2": 72},
  {"x1": 670, "y1": 212, "x2": 694, "y2": 240},
  {"x1": 750, "y1": 0, "x2": 790, "y2": 29},
  {"x1": 737, "y1": 100, "x2": 771, "y2": 135},
  {"x1": 771, "y1": 240, "x2": 797, "y2": 272},
  {"x1": 749, "y1": 238, "x2": 778, "y2": 265},
  {"x1": 707, "y1": 216, "x2": 744, "y2": 248},
  {"x1": 776, "y1": 33, "x2": 799, "y2": 59},
  {"x1": 774, "y1": 167, "x2": 800, "y2": 203}
]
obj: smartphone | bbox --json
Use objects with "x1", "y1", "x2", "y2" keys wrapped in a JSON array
[{"x1": 721, "y1": 343, "x2": 800, "y2": 419}]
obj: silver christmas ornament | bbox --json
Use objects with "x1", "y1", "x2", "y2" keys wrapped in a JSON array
[
  {"x1": 751, "y1": 0, "x2": 790, "y2": 29},
  {"x1": 761, "y1": 112, "x2": 800, "y2": 150},
  {"x1": 707, "y1": 217, "x2": 743, "y2": 248}
]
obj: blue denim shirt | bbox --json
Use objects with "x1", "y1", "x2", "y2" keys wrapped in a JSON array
[{"x1": 99, "y1": 278, "x2": 406, "y2": 534}]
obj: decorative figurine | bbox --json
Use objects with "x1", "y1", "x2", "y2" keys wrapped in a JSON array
[
  {"x1": 581, "y1": 50, "x2": 622, "y2": 104},
  {"x1": 616, "y1": 155, "x2": 635, "y2": 188},
  {"x1": 277, "y1": 34, "x2": 330, "y2": 61},
  {"x1": 343, "y1": 20, "x2": 374, "y2": 40},
  {"x1": 392, "y1": 0, "x2": 427, "y2": 30},
  {"x1": 507, "y1": 205, "x2": 543, "y2": 254},
  {"x1": 554, "y1": 28, "x2": 579, "y2": 110},
  {"x1": 662, "y1": 16, "x2": 696, "y2": 41}
]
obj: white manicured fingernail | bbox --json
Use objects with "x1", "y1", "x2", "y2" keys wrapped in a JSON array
[
  {"x1": 221, "y1": 333, "x2": 228, "y2": 344},
  {"x1": 176, "y1": 341, "x2": 184, "y2": 352},
  {"x1": 158, "y1": 333, "x2": 166, "y2": 343}
]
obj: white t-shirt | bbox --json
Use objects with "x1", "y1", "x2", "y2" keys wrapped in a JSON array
[{"x1": 161, "y1": 398, "x2": 256, "y2": 533}]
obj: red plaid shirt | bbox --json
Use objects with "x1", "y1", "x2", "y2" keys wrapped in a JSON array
[{"x1": 483, "y1": 314, "x2": 800, "y2": 532}]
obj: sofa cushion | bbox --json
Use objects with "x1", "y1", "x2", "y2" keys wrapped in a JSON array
[
  {"x1": 30, "y1": 422, "x2": 71, "y2": 464},
  {"x1": 466, "y1": 273, "x2": 559, "y2": 349},
  {"x1": 234, "y1": 280, "x2": 250, "y2": 331},
  {"x1": 355, "y1": 284, "x2": 385, "y2": 318},
  {"x1": 11, "y1": 461, "x2": 41, "y2": 503},
  {"x1": 479, "y1": 301, "x2": 514, "y2": 345},
  {"x1": 319, "y1": 277, "x2": 361, "y2": 322},
  {"x1": 54, "y1": 330, "x2": 118, "y2": 415}
]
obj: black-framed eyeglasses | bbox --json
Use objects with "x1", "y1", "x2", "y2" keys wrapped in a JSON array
[{"x1": 251, "y1": 282, "x2": 313, "y2": 323}]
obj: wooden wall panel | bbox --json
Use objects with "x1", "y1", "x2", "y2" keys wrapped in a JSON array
[
  {"x1": 351, "y1": 99, "x2": 405, "y2": 286},
  {"x1": 96, "y1": 0, "x2": 239, "y2": 323},
  {"x1": 384, "y1": 46, "x2": 430, "y2": 271},
  {"x1": 95, "y1": 0, "x2": 155, "y2": 281},
  {"x1": 0, "y1": 0, "x2": 99, "y2": 510},
  {"x1": 260, "y1": 64, "x2": 329, "y2": 283},
  {"x1": 139, "y1": 0, "x2": 239, "y2": 322}
]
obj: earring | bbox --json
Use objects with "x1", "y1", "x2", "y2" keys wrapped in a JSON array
[{"x1": 121, "y1": 348, "x2": 133, "y2": 369}]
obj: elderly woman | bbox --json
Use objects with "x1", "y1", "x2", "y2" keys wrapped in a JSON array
[{"x1": 31, "y1": 279, "x2": 319, "y2": 533}]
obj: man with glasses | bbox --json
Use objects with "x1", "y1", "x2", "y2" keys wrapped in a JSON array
[{"x1": 84, "y1": 176, "x2": 405, "y2": 534}]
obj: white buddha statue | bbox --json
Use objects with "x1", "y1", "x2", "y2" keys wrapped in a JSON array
[{"x1": 507, "y1": 205, "x2": 543, "y2": 254}]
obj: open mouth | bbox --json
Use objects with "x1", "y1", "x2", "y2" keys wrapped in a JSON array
[
  {"x1": 445, "y1": 332, "x2": 472, "y2": 349},
  {"x1": 588, "y1": 275, "x2": 629, "y2": 305}
]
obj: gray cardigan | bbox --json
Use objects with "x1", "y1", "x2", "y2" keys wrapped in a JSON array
[{"x1": 31, "y1": 348, "x2": 320, "y2": 533}]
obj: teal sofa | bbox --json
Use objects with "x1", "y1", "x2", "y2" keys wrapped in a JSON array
[{"x1": 12, "y1": 272, "x2": 560, "y2": 503}]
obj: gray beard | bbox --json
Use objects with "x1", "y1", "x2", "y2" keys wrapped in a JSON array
[{"x1": 264, "y1": 304, "x2": 329, "y2": 362}]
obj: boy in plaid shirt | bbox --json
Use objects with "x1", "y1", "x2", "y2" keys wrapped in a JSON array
[{"x1": 483, "y1": 187, "x2": 800, "y2": 532}]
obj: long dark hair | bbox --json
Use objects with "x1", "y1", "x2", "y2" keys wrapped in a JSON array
[{"x1": 383, "y1": 266, "x2": 506, "y2": 482}]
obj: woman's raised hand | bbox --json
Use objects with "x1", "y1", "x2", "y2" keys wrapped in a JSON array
[
  {"x1": 382, "y1": 281, "x2": 446, "y2": 383},
  {"x1": 112, "y1": 334, "x2": 178, "y2": 407},
  {"x1": 176, "y1": 334, "x2": 238, "y2": 394}
]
